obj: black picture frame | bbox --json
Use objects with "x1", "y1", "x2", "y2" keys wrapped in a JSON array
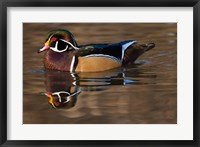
[{"x1": 0, "y1": 0, "x2": 199, "y2": 146}]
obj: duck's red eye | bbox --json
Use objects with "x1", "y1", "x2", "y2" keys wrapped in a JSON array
[
  {"x1": 51, "y1": 37, "x2": 57, "y2": 42},
  {"x1": 54, "y1": 102, "x2": 60, "y2": 107}
]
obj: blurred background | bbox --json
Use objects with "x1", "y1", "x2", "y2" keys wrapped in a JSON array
[{"x1": 23, "y1": 23, "x2": 177, "y2": 124}]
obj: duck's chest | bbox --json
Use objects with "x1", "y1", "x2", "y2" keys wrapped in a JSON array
[{"x1": 43, "y1": 51, "x2": 73, "y2": 71}]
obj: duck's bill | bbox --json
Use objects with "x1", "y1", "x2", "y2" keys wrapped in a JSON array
[
  {"x1": 43, "y1": 93, "x2": 57, "y2": 108},
  {"x1": 37, "y1": 45, "x2": 49, "y2": 53}
]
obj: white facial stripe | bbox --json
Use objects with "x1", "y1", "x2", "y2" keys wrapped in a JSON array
[
  {"x1": 50, "y1": 41, "x2": 68, "y2": 53},
  {"x1": 52, "y1": 91, "x2": 71, "y2": 103},
  {"x1": 52, "y1": 91, "x2": 70, "y2": 95},
  {"x1": 52, "y1": 92, "x2": 61, "y2": 102},
  {"x1": 49, "y1": 39, "x2": 80, "y2": 53},
  {"x1": 60, "y1": 39, "x2": 79, "y2": 50}
]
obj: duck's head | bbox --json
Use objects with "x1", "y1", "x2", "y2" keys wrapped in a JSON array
[
  {"x1": 44, "y1": 91, "x2": 71, "y2": 108},
  {"x1": 38, "y1": 29, "x2": 79, "y2": 53},
  {"x1": 44, "y1": 89, "x2": 81, "y2": 109}
]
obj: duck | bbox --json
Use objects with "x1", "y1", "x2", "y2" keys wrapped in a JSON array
[{"x1": 38, "y1": 29, "x2": 155, "y2": 72}]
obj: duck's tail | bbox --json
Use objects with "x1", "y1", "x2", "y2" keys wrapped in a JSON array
[{"x1": 122, "y1": 42, "x2": 155, "y2": 66}]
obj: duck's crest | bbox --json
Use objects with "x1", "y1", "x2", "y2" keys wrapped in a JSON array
[{"x1": 46, "y1": 29, "x2": 78, "y2": 47}]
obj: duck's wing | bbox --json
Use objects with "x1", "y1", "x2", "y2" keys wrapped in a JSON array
[{"x1": 75, "y1": 40, "x2": 136, "y2": 63}]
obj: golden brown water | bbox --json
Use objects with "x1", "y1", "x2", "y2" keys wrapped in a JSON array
[{"x1": 23, "y1": 23, "x2": 177, "y2": 124}]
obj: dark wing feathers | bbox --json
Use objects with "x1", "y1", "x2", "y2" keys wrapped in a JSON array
[{"x1": 75, "y1": 40, "x2": 136, "y2": 62}]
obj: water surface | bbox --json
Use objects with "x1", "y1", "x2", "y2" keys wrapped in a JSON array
[{"x1": 23, "y1": 23, "x2": 177, "y2": 124}]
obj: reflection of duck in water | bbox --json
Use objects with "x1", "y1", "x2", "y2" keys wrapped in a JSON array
[
  {"x1": 44, "y1": 89, "x2": 81, "y2": 109},
  {"x1": 42, "y1": 68, "x2": 156, "y2": 109},
  {"x1": 43, "y1": 71, "x2": 81, "y2": 109},
  {"x1": 38, "y1": 29, "x2": 155, "y2": 72},
  {"x1": 42, "y1": 69, "x2": 127, "y2": 109}
]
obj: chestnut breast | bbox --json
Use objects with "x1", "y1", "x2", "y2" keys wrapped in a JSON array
[{"x1": 43, "y1": 50, "x2": 74, "y2": 71}]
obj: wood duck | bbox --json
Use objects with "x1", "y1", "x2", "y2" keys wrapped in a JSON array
[{"x1": 38, "y1": 29, "x2": 155, "y2": 72}]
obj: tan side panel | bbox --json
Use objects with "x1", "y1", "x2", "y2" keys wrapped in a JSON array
[{"x1": 75, "y1": 57, "x2": 121, "y2": 72}]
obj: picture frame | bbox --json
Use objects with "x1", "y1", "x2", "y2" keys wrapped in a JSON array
[{"x1": 0, "y1": 0, "x2": 199, "y2": 146}]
